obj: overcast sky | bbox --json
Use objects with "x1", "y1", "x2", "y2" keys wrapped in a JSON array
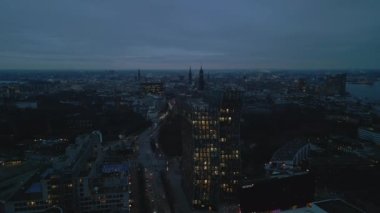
[{"x1": 0, "y1": 0, "x2": 379, "y2": 70}]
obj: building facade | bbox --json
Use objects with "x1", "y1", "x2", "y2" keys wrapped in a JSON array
[
  {"x1": 182, "y1": 100, "x2": 220, "y2": 210},
  {"x1": 218, "y1": 90, "x2": 242, "y2": 201},
  {"x1": 182, "y1": 89, "x2": 242, "y2": 210}
]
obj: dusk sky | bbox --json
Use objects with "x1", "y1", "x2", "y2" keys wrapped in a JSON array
[{"x1": 1, "y1": 0, "x2": 380, "y2": 70}]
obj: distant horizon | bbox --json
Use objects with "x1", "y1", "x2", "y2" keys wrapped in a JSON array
[{"x1": 0, "y1": 68, "x2": 379, "y2": 73}]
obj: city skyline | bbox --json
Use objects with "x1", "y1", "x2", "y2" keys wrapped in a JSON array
[
  {"x1": 1, "y1": 68, "x2": 379, "y2": 212},
  {"x1": 1, "y1": 1, "x2": 380, "y2": 212},
  {"x1": 1, "y1": 1, "x2": 380, "y2": 70}
]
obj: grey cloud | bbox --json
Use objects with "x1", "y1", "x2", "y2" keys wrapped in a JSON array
[{"x1": 0, "y1": 0, "x2": 380, "y2": 70}]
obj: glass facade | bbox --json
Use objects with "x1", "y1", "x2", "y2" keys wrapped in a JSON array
[
  {"x1": 191, "y1": 107, "x2": 219, "y2": 209},
  {"x1": 183, "y1": 90, "x2": 242, "y2": 210},
  {"x1": 219, "y1": 90, "x2": 242, "y2": 201}
]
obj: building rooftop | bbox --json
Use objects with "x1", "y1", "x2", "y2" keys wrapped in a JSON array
[
  {"x1": 101, "y1": 163, "x2": 128, "y2": 174},
  {"x1": 283, "y1": 199, "x2": 365, "y2": 213},
  {"x1": 8, "y1": 172, "x2": 44, "y2": 201},
  {"x1": 271, "y1": 140, "x2": 309, "y2": 162},
  {"x1": 314, "y1": 199, "x2": 365, "y2": 213},
  {"x1": 25, "y1": 183, "x2": 42, "y2": 193},
  {"x1": 189, "y1": 98, "x2": 209, "y2": 109}
]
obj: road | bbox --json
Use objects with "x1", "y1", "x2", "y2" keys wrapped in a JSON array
[
  {"x1": 167, "y1": 159, "x2": 192, "y2": 213},
  {"x1": 136, "y1": 124, "x2": 170, "y2": 213}
]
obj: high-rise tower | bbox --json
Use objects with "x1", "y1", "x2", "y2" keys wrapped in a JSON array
[
  {"x1": 182, "y1": 89, "x2": 243, "y2": 210},
  {"x1": 199, "y1": 66, "x2": 204, "y2": 91},
  {"x1": 182, "y1": 100, "x2": 220, "y2": 210},
  {"x1": 189, "y1": 66, "x2": 192, "y2": 85},
  {"x1": 218, "y1": 90, "x2": 242, "y2": 201}
]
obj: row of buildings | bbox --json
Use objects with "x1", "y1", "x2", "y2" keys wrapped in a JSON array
[{"x1": 1, "y1": 131, "x2": 132, "y2": 213}]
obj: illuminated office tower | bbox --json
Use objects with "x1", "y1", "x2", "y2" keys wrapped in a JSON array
[
  {"x1": 218, "y1": 90, "x2": 242, "y2": 201},
  {"x1": 182, "y1": 89, "x2": 242, "y2": 210},
  {"x1": 182, "y1": 100, "x2": 220, "y2": 210}
]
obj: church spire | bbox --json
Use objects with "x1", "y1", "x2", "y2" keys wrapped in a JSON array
[
  {"x1": 198, "y1": 66, "x2": 204, "y2": 90},
  {"x1": 188, "y1": 66, "x2": 192, "y2": 84}
]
